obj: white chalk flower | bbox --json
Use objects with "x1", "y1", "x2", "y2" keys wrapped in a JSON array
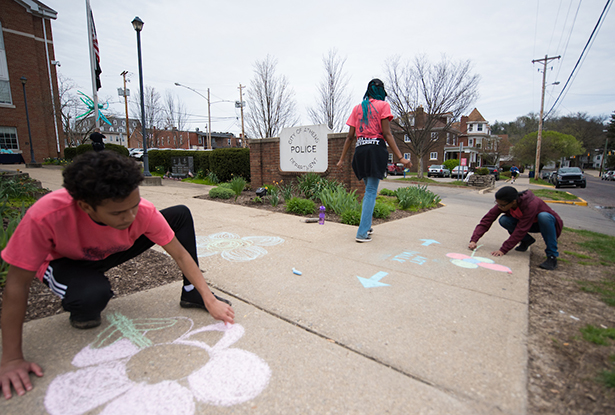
[
  {"x1": 197, "y1": 232, "x2": 284, "y2": 262},
  {"x1": 44, "y1": 314, "x2": 271, "y2": 415}
]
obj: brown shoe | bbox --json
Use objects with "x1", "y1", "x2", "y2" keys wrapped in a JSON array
[{"x1": 70, "y1": 315, "x2": 102, "y2": 329}]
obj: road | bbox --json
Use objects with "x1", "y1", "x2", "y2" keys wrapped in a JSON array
[{"x1": 380, "y1": 175, "x2": 615, "y2": 237}]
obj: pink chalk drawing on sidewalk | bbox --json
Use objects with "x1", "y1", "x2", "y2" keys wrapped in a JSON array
[
  {"x1": 44, "y1": 313, "x2": 271, "y2": 415},
  {"x1": 446, "y1": 252, "x2": 513, "y2": 274},
  {"x1": 197, "y1": 232, "x2": 284, "y2": 262}
]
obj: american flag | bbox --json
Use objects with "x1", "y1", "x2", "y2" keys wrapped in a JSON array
[{"x1": 89, "y1": 9, "x2": 102, "y2": 90}]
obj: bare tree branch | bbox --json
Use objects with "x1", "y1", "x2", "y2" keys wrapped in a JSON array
[
  {"x1": 246, "y1": 55, "x2": 299, "y2": 138},
  {"x1": 385, "y1": 55, "x2": 480, "y2": 176},
  {"x1": 307, "y1": 49, "x2": 351, "y2": 132}
]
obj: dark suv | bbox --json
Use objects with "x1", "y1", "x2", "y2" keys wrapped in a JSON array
[{"x1": 551, "y1": 167, "x2": 586, "y2": 188}]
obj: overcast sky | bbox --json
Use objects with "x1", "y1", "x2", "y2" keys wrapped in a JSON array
[{"x1": 48, "y1": 0, "x2": 614, "y2": 136}]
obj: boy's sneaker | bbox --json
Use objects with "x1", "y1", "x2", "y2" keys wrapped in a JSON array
[
  {"x1": 356, "y1": 235, "x2": 372, "y2": 243},
  {"x1": 180, "y1": 287, "x2": 232, "y2": 311},
  {"x1": 539, "y1": 255, "x2": 558, "y2": 270},
  {"x1": 515, "y1": 236, "x2": 536, "y2": 252},
  {"x1": 70, "y1": 315, "x2": 102, "y2": 330},
  {"x1": 368, "y1": 228, "x2": 374, "y2": 235}
]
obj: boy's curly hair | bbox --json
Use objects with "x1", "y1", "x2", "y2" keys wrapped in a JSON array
[{"x1": 63, "y1": 150, "x2": 144, "y2": 208}]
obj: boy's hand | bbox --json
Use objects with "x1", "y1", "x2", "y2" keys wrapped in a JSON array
[
  {"x1": 491, "y1": 250, "x2": 505, "y2": 257},
  {"x1": 0, "y1": 359, "x2": 43, "y2": 399},
  {"x1": 468, "y1": 241, "x2": 477, "y2": 250},
  {"x1": 205, "y1": 299, "x2": 235, "y2": 325}
]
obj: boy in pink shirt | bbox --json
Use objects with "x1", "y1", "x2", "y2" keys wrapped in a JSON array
[{"x1": 0, "y1": 151, "x2": 234, "y2": 399}]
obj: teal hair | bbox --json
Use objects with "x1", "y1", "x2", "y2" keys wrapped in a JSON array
[{"x1": 360, "y1": 79, "x2": 387, "y2": 126}]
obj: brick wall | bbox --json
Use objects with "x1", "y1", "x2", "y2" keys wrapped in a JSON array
[
  {"x1": 248, "y1": 132, "x2": 366, "y2": 199},
  {"x1": 0, "y1": 0, "x2": 63, "y2": 161}
]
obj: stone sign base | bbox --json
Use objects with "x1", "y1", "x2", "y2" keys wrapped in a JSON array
[{"x1": 467, "y1": 174, "x2": 495, "y2": 188}]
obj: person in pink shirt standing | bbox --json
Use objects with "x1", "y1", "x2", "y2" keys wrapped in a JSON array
[
  {"x1": 0, "y1": 150, "x2": 234, "y2": 400},
  {"x1": 337, "y1": 79, "x2": 411, "y2": 242}
]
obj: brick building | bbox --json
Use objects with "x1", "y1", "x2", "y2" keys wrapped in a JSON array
[{"x1": 0, "y1": 0, "x2": 62, "y2": 162}]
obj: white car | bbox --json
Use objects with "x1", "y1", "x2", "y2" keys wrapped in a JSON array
[
  {"x1": 427, "y1": 165, "x2": 451, "y2": 178},
  {"x1": 451, "y1": 166, "x2": 469, "y2": 178}
]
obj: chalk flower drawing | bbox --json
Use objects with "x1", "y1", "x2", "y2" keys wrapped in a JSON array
[
  {"x1": 446, "y1": 253, "x2": 513, "y2": 273},
  {"x1": 44, "y1": 313, "x2": 271, "y2": 415},
  {"x1": 197, "y1": 232, "x2": 284, "y2": 262}
]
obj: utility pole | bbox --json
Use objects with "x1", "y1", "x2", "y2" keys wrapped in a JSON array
[
  {"x1": 120, "y1": 71, "x2": 130, "y2": 147},
  {"x1": 238, "y1": 83, "x2": 246, "y2": 147},
  {"x1": 599, "y1": 136, "x2": 609, "y2": 177},
  {"x1": 207, "y1": 88, "x2": 212, "y2": 150},
  {"x1": 532, "y1": 54, "x2": 560, "y2": 180}
]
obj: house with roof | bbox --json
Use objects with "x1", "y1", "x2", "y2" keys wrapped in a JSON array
[{"x1": 0, "y1": 0, "x2": 62, "y2": 163}]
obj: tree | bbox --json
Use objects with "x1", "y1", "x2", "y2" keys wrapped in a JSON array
[
  {"x1": 246, "y1": 55, "x2": 299, "y2": 138},
  {"x1": 163, "y1": 91, "x2": 188, "y2": 148},
  {"x1": 385, "y1": 55, "x2": 480, "y2": 177},
  {"x1": 58, "y1": 74, "x2": 97, "y2": 147},
  {"x1": 131, "y1": 86, "x2": 164, "y2": 148},
  {"x1": 512, "y1": 130, "x2": 585, "y2": 166},
  {"x1": 307, "y1": 49, "x2": 351, "y2": 132}
]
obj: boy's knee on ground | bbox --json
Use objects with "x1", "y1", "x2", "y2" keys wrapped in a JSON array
[{"x1": 62, "y1": 275, "x2": 113, "y2": 318}]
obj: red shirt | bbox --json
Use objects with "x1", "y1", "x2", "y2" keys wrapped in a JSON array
[
  {"x1": 346, "y1": 99, "x2": 393, "y2": 139},
  {"x1": 1, "y1": 188, "x2": 174, "y2": 281}
]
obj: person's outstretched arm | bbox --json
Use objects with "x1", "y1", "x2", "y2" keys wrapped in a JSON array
[
  {"x1": 162, "y1": 237, "x2": 235, "y2": 324},
  {"x1": 1, "y1": 266, "x2": 43, "y2": 399}
]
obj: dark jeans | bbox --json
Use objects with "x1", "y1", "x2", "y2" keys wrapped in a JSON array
[
  {"x1": 498, "y1": 212, "x2": 559, "y2": 257},
  {"x1": 43, "y1": 205, "x2": 198, "y2": 322}
]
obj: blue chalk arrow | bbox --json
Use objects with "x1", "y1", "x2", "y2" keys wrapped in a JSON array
[
  {"x1": 357, "y1": 271, "x2": 390, "y2": 288},
  {"x1": 420, "y1": 239, "x2": 440, "y2": 246}
]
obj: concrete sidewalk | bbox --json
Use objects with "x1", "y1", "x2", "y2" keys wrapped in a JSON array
[{"x1": 1, "y1": 165, "x2": 530, "y2": 414}]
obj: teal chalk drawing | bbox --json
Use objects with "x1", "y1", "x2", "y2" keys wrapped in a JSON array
[
  {"x1": 419, "y1": 239, "x2": 440, "y2": 246},
  {"x1": 357, "y1": 271, "x2": 390, "y2": 288},
  {"x1": 92, "y1": 313, "x2": 178, "y2": 350}
]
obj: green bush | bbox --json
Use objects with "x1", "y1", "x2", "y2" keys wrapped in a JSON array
[
  {"x1": 218, "y1": 182, "x2": 232, "y2": 189},
  {"x1": 501, "y1": 171, "x2": 512, "y2": 178},
  {"x1": 475, "y1": 167, "x2": 489, "y2": 175},
  {"x1": 379, "y1": 188, "x2": 397, "y2": 197},
  {"x1": 0, "y1": 205, "x2": 25, "y2": 286},
  {"x1": 341, "y1": 209, "x2": 361, "y2": 226},
  {"x1": 373, "y1": 201, "x2": 393, "y2": 219},
  {"x1": 319, "y1": 185, "x2": 360, "y2": 216},
  {"x1": 209, "y1": 148, "x2": 250, "y2": 183},
  {"x1": 396, "y1": 185, "x2": 442, "y2": 210},
  {"x1": 443, "y1": 159, "x2": 459, "y2": 171},
  {"x1": 230, "y1": 176, "x2": 246, "y2": 201},
  {"x1": 155, "y1": 165, "x2": 166, "y2": 175},
  {"x1": 286, "y1": 197, "x2": 316, "y2": 215},
  {"x1": 208, "y1": 187, "x2": 235, "y2": 199}
]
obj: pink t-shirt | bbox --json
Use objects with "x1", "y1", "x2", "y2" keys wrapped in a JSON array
[
  {"x1": 346, "y1": 99, "x2": 393, "y2": 139},
  {"x1": 1, "y1": 188, "x2": 175, "y2": 281}
]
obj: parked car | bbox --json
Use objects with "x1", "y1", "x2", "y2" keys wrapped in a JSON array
[
  {"x1": 451, "y1": 165, "x2": 469, "y2": 178},
  {"x1": 541, "y1": 170, "x2": 553, "y2": 180},
  {"x1": 129, "y1": 149, "x2": 144, "y2": 160},
  {"x1": 602, "y1": 170, "x2": 614, "y2": 181},
  {"x1": 484, "y1": 166, "x2": 500, "y2": 180},
  {"x1": 387, "y1": 163, "x2": 404, "y2": 176},
  {"x1": 551, "y1": 167, "x2": 586, "y2": 188},
  {"x1": 427, "y1": 164, "x2": 450, "y2": 178}
]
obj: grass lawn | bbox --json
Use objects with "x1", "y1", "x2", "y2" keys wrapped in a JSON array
[
  {"x1": 530, "y1": 178, "x2": 553, "y2": 186},
  {"x1": 531, "y1": 188, "x2": 580, "y2": 201}
]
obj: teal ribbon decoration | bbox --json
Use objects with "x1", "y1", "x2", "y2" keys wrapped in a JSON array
[{"x1": 75, "y1": 91, "x2": 112, "y2": 126}]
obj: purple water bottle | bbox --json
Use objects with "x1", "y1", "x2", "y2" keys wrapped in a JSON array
[{"x1": 319, "y1": 205, "x2": 325, "y2": 225}]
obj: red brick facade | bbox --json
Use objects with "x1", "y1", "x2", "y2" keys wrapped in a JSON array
[
  {"x1": 0, "y1": 0, "x2": 63, "y2": 161},
  {"x1": 248, "y1": 133, "x2": 366, "y2": 199}
]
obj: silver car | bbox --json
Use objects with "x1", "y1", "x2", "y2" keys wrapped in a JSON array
[{"x1": 427, "y1": 164, "x2": 451, "y2": 178}]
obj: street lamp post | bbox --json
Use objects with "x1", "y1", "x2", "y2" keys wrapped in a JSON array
[
  {"x1": 20, "y1": 76, "x2": 37, "y2": 164},
  {"x1": 174, "y1": 82, "x2": 211, "y2": 149},
  {"x1": 132, "y1": 16, "x2": 151, "y2": 176}
]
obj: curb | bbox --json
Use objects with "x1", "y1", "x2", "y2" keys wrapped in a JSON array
[{"x1": 543, "y1": 193, "x2": 588, "y2": 207}]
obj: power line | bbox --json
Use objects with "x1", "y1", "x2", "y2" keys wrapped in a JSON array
[{"x1": 544, "y1": 0, "x2": 613, "y2": 119}]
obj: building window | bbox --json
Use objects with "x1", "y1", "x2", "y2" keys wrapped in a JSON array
[
  {"x1": 477, "y1": 124, "x2": 483, "y2": 131},
  {"x1": 198, "y1": 136, "x2": 202, "y2": 144},
  {"x1": 0, "y1": 126, "x2": 19, "y2": 149},
  {"x1": 469, "y1": 138, "x2": 474, "y2": 147},
  {"x1": 430, "y1": 152, "x2": 438, "y2": 160},
  {"x1": 109, "y1": 127, "x2": 114, "y2": 132},
  {"x1": 403, "y1": 152, "x2": 411, "y2": 160},
  {"x1": 227, "y1": 138, "x2": 231, "y2": 146},
  {"x1": 0, "y1": 23, "x2": 12, "y2": 105},
  {"x1": 409, "y1": 116, "x2": 415, "y2": 127},
  {"x1": 122, "y1": 120, "x2": 126, "y2": 126},
  {"x1": 404, "y1": 135, "x2": 411, "y2": 143},
  {"x1": 113, "y1": 120, "x2": 117, "y2": 125},
  {"x1": 431, "y1": 132, "x2": 438, "y2": 141},
  {"x1": 468, "y1": 124, "x2": 473, "y2": 132},
  {"x1": 388, "y1": 153, "x2": 393, "y2": 163}
]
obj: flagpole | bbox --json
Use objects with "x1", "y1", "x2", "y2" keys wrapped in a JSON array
[{"x1": 86, "y1": 0, "x2": 99, "y2": 128}]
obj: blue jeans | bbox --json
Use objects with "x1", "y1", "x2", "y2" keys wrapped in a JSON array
[
  {"x1": 357, "y1": 177, "x2": 379, "y2": 238},
  {"x1": 498, "y1": 212, "x2": 559, "y2": 257}
]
